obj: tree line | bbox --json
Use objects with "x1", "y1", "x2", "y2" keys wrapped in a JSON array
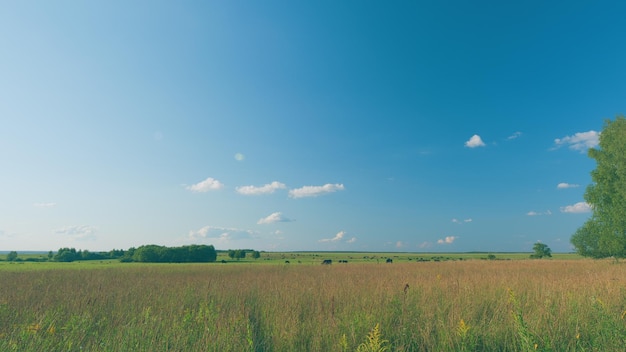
[
  {"x1": 3, "y1": 245, "x2": 219, "y2": 263},
  {"x1": 2, "y1": 245, "x2": 270, "y2": 263}
]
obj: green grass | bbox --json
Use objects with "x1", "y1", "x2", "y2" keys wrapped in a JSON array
[{"x1": 1, "y1": 257, "x2": 624, "y2": 351}]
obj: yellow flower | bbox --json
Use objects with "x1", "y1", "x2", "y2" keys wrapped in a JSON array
[
  {"x1": 457, "y1": 319, "x2": 470, "y2": 337},
  {"x1": 47, "y1": 325, "x2": 56, "y2": 335},
  {"x1": 27, "y1": 323, "x2": 41, "y2": 333}
]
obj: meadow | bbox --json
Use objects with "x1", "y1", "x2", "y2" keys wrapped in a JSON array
[{"x1": 1, "y1": 255, "x2": 625, "y2": 351}]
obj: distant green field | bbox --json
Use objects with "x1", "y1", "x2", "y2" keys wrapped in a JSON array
[
  {"x1": 0, "y1": 251, "x2": 583, "y2": 266},
  {"x1": 228, "y1": 251, "x2": 583, "y2": 264}
]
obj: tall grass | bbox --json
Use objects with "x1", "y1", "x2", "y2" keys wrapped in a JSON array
[{"x1": 1, "y1": 260, "x2": 625, "y2": 351}]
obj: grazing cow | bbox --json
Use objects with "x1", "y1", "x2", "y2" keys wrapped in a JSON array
[
  {"x1": 339, "y1": 260, "x2": 348, "y2": 263},
  {"x1": 386, "y1": 258, "x2": 393, "y2": 263},
  {"x1": 285, "y1": 260, "x2": 290, "y2": 264},
  {"x1": 322, "y1": 259, "x2": 332, "y2": 265},
  {"x1": 221, "y1": 260, "x2": 227, "y2": 263}
]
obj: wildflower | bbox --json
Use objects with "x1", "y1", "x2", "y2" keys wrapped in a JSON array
[
  {"x1": 47, "y1": 325, "x2": 56, "y2": 335},
  {"x1": 457, "y1": 319, "x2": 470, "y2": 337},
  {"x1": 27, "y1": 323, "x2": 41, "y2": 334}
]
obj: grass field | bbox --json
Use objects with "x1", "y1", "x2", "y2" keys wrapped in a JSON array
[{"x1": 1, "y1": 255, "x2": 624, "y2": 351}]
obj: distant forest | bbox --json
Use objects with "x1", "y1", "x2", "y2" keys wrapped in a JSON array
[{"x1": 2, "y1": 245, "x2": 222, "y2": 263}]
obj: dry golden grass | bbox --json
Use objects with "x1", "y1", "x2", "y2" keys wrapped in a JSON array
[{"x1": 1, "y1": 259, "x2": 625, "y2": 351}]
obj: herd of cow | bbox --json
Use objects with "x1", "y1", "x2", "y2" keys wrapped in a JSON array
[{"x1": 320, "y1": 258, "x2": 393, "y2": 264}]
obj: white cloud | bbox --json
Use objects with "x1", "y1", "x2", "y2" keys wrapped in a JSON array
[
  {"x1": 319, "y1": 231, "x2": 347, "y2": 243},
  {"x1": 188, "y1": 226, "x2": 256, "y2": 243},
  {"x1": 236, "y1": 181, "x2": 286, "y2": 195},
  {"x1": 54, "y1": 225, "x2": 97, "y2": 240},
  {"x1": 452, "y1": 218, "x2": 472, "y2": 224},
  {"x1": 257, "y1": 212, "x2": 293, "y2": 224},
  {"x1": 346, "y1": 237, "x2": 357, "y2": 244},
  {"x1": 234, "y1": 153, "x2": 245, "y2": 161},
  {"x1": 418, "y1": 241, "x2": 432, "y2": 249},
  {"x1": 289, "y1": 183, "x2": 345, "y2": 198},
  {"x1": 507, "y1": 132, "x2": 522, "y2": 140},
  {"x1": 465, "y1": 134, "x2": 486, "y2": 148},
  {"x1": 186, "y1": 177, "x2": 224, "y2": 192},
  {"x1": 34, "y1": 202, "x2": 56, "y2": 208},
  {"x1": 553, "y1": 131, "x2": 599, "y2": 152},
  {"x1": 396, "y1": 241, "x2": 406, "y2": 248},
  {"x1": 557, "y1": 182, "x2": 580, "y2": 189},
  {"x1": 527, "y1": 210, "x2": 552, "y2": 216},
  {"x1": 437, "y1": 236, "x2": 457, "y2": 244},
  {"x1": 560, "y1": 202, "x2": 591, "y2": 213}
]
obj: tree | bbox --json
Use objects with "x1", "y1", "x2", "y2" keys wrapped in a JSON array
[
  {"x1": 227, "y1": 249, "x2": 246, "y2": 260},
  {"x1": 251, "y1": 250, "x2": 261, "y2": 260},
  {"x1": 6, "y1": 251, "x2": 18, "y2": 262},
  {"x1": 54, "y1": 248, "x2": 79, "y2": 262},
  {"x1": 571, "y1": 116, "x2": 626, "y2": 259},
  {"x1": 530, "y1": 242, "x2": 552, "y2": 259}
]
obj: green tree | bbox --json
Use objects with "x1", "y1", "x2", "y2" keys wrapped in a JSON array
[
  {"x1": 227, "y1": 249, "x2": 246, "y2": 260},
  {"x1": 54, "y1": 248, "x2": 79, "y2": 262},
  {"x1": 571, "y1": 116, "x2": 626, "y2": 259},
  {"x1": 251, "y1": 250, "x2": 261, "y2": 259},
  {"x1": 6, "y1": 251, "x2": 18, "y2": 261},
  {"x1": 530, "y1": 242, "x2": 552, "y2": 259}
]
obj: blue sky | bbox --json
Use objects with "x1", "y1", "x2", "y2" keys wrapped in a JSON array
[{"x1": 1, "y1": 1, "x2": 624, "y2": 252}]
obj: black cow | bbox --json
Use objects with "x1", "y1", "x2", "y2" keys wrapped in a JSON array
[
  {"x1": 386, "y1": 258, "x2": 393, "y2": 263},
  {"x1": 285, "y1": 260, "x2": 290, "y2": 264},
  {"x1": 322, "y1": 259, "x2": 332, "y2": 265}
]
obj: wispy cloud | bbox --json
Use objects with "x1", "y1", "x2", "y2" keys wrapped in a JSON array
[
  {"x1": 437, "y1": 236, "x2": 457, "y2": 244},
  {"x1": 418, "y1": 241, "x2": 432, "y2": 249},
  {"x1": 54, "y1": 225, "x2": 97, "y2": 240},
  {"x1": 560, "y1": 202, "x2": 591, "y2": 213},
  {"x1": 465, "y1": 134, "x2": 486, "y2": 148},
  {"x1": 396, "y1": 241, "x2": 406, "y2": 248},
  {"x1": 34, "y1": 202, "x2": 57, "y2": 208},
  {"x1": 257, "y1": 212, "x2": 293, "y2": 224},
  {"x1": 527, "y1": 210, "x2": 552, "y2": 216},
  {"x1": 186, "y1": 177, "x2": 224, "y2": 192},
  {"x1": 319, "y1": 230, "x2": 355, "y2": 243},
  {"x1": 452, "y1": 218, "x2": 473, "y2": 224},
  {"x1": 188, "y1": 226, "x2": 256, "y2": 243},
  {"x1": 557, "y1": 182, "x2": 580, "y2": 189},
  {"x1": 507, "y1": 131, "x2": 522, "y2": 140},
  {"x1": 553, "y1": 131, "x2": 599, "y2": 152},
  {"x1": 289, "y1": 184, "x2": 345, "y2": 198},
  {"x1": 237, "y1": 181, "x2": 286, "y2": 195},
  {"x1": 234, "y1": 153, "x2": 245, "y2": 161}
]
